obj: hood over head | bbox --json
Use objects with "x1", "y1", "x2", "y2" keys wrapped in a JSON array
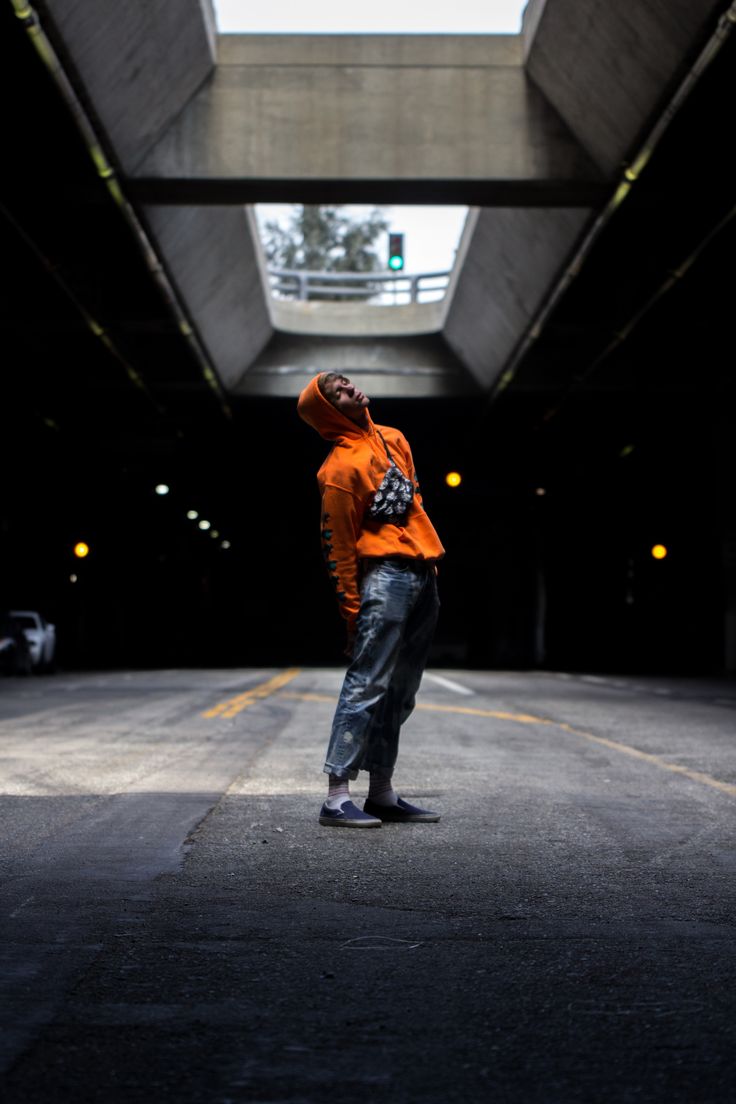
[{"x1": 297, "y1": 373, "x2": 372, "y2": 441}]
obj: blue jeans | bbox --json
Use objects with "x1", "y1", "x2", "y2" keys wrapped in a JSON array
[{"x1": 324, "y1": 558, "x2": 440, "y2": 780}]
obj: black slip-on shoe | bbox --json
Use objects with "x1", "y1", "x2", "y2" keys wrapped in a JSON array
[
  {"x1": 363, "y1": 796, "x2": 440, "y2": 823},
  {"x1": 319, "y1": 800, "x2": 382, "y2": 828}
]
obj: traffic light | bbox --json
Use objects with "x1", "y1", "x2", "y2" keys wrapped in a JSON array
[{"x1": 388, "y1": 232, "x2": 404, "y2": 271}]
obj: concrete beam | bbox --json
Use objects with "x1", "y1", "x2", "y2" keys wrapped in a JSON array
[
  {"x1": 132, "y1": 33, "x2": 604, "y2": 206},
  {"x1": 217, "y1": 34, "x2": 523, "y2": 67},
  {"x1": 523, "y1": 0, "x2": 725, "y2": 173}
]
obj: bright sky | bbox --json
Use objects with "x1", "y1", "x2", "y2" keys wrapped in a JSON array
[
  {"x1": 256, "y1": 206, "x2": 469, "y2": 274},
  {"x1": 214, "y1": 0, "x2": 526, "y2": 34}
]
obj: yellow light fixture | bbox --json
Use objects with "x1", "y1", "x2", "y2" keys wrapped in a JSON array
[
  {"x1": 445, "y1": 471, "x2": 462, "y2": 488},
  {"x1": 73, "y1": 542, "x2": 90, "y2": 559},
  {"x1": 651, "y1": 544, "x2": 668, "y2": 560}
]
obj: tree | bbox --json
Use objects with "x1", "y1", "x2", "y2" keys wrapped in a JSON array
[{"x1": 261, "y1": 205, "x2": 390, "y2": 300}]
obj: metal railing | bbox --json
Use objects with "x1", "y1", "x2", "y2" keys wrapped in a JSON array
[{"x1": 268, "y1": 267, "x2": 451, "y2": 304}]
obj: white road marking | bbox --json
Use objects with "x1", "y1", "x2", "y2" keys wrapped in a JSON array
[{"x1": 423, "y1": 673, "x2": 473, "y2": 696}]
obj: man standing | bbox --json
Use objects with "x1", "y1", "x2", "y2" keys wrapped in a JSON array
[{"x1": 297, "y1": 372, "x2": 444, "y2": 828}]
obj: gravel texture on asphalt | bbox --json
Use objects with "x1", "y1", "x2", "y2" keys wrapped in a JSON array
[{"x1": 1, "y1": 667, "x2": 735, "y2": 1102}]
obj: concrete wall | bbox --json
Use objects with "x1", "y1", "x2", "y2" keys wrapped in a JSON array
[
  {"x1": 270, "y1": 299, "x2": 445, "y2": 338},
  {"x1": 143, "y1": 206, "x2": 272, "y2": 390},
  {"x1": 443, "y1": 207, "x2": 590, "y2": 389},
  {"x1": 40, "y1": 0, "x2": 217, "y2": 172},
  {"x1": 38, "y1": 1, "x2": 272, "y2": 393},
  {"x1": 236, "y1": 332, "x2": 476, "y2": 398},
  {"x1": 524, "y1": 0, "x2": 725, "y2": 172}
]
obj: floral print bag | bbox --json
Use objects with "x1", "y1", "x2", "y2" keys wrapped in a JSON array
[{"x1": 368, "y1": 431, "x2": 415, "y2": 525}]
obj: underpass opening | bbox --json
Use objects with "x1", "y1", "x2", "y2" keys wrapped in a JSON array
[{"x1": 212, "y1": 0, "x2": 527, "y2": 34}]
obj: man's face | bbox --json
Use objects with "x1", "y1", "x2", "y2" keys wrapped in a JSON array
[{"x1": 322, "y1": 374, "x2": 370, "y2": 423}]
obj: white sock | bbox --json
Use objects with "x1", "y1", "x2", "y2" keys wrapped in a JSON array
[
  {"x1": 324, "y1": 774, "x2": 351, "y2": 811},
  {"x1": 368, "y1": 771, "x2": 399, "y2": 807}
]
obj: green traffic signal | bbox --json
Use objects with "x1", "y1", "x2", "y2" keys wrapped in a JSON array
[{"x1": 388, "y1": 232, "x2": 404, "y2": 271}]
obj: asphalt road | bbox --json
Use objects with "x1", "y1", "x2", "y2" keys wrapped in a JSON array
[{"x1": 1, "y1": 666, "x2": 735, "y2": 1103}]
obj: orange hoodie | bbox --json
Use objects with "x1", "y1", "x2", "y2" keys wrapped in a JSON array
[{"x1": 297, "y1": 374, "x2": 445, "y2": 633}]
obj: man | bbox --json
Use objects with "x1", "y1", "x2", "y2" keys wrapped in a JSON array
[{"x1": 297, "y1": 372, "x2": 445, "y2": 828}]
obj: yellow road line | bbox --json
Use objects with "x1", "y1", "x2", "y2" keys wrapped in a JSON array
[
  {"x1": 417, "y1": 701, "x2": 546, "y2": 724},
  {"x1": 202, "y1": 668, "x2": 301, "y2": 719},
  {"x1": 552, "y1": 720, "x2": 736, "y2": 798},
  {"x1": 281, "y1": 691, "x2": 546, "y2": 726},
  {"x1": 279, "y1": 690, "x2": 736, "y2": 800}
]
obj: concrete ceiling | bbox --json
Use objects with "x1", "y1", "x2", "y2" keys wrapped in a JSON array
[
  {"x1": 1, "y1": 0, "x2": 734, "y2": 444},
  {"x1": 8, "y1": 0, "x2": 729, "y2": 401}
]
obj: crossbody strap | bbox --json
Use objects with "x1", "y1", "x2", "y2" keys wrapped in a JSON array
[
  {"x1": 375, "y1": 429, "x2": 396, "y2": 465},
  {"x1": 375, "y1": 430, "x2": 415, "y2": 495}
]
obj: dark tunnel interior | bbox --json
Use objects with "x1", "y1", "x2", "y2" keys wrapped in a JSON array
[{"x1": 1, "y1": 2, "x2": 734, "y2": 677}]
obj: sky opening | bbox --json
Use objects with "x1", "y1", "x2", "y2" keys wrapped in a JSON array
[
  {"x1": 214, "y1": 0, "x2": 527, "y2": 35},
  {"x1": 255, "y1": 205, "x2": 469, "y2": 305},
  {"x1": 256, "y1": 205, "x2": 468, "y2": 276}
]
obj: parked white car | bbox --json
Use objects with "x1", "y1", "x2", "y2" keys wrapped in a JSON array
[{"x1": 9, "y1": 611, "x2": 56, "y2": 671}]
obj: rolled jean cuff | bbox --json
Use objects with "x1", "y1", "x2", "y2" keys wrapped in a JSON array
[
  {"x1": 323, "y1": 763, "x2": 359, "y2": 781},
  {"x1": 359, "y1": 760, "x2": 395, "y2": 776}
]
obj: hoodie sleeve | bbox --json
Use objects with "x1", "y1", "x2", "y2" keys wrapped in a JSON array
[{"x1": 321, "y1": 483, "x2": 366, "y2": 634}]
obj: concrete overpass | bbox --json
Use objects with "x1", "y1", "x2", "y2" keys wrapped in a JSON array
[
  {"x1": 19, "y1": 0, "x2": 729, "y2": 396},
  {"x1": 3, "y1": 14, "x2": 736, "y2": 1096}
]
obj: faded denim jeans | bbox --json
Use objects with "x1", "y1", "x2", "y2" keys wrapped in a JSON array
[{"x1": 324, "y1": 558, "x2": 440, "y2": 780}]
